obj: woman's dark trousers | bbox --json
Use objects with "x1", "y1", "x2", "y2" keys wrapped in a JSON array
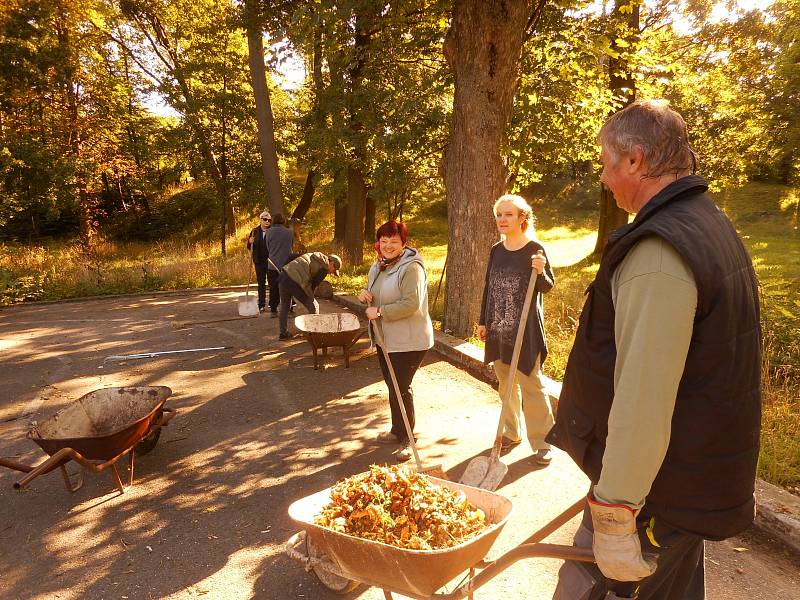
[{"x1": 376, "y1": 348, "x2": 427, "y2": 443}]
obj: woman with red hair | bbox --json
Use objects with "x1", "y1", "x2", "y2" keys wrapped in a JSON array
[{"x1": 358, "y1": 220, "x2": 434, "y2": 462}]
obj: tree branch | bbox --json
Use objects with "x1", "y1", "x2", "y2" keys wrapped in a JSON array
[
  {"x1": 525, "y1": 0, "x2": 550, "y2": 41},
  {"x1": 87, "y1": 19, "x2": 167, "y2": 88}
]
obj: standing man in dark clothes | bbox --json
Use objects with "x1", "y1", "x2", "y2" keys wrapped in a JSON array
[
  {"x1": 264, "y1": 214, "x2": 295, "y2": 317},
  {"x1": 278, "y1": 252, "x2": 342, "y2": 340},
  {"x1": 548, "y1": 100, "x2": 761, "y2": 600},
  {"x1": 246, "y1": 211, "x2": 271, "y2": 313}
]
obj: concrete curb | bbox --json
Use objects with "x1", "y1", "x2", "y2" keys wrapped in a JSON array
[
  {"x1": 755, "y1": 479, "x2": 800, "y2": 554},
  {"x1": 330, "y1": 290, "x2": 800, "y2": 555}
]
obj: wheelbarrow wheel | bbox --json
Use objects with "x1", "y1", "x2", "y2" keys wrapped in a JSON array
[
  {"x1": 134, "y1": 426, "x2": 161, "y2": 456},
  {"x1": 305, "y1": 536, "x2": 360, "y2": 594}
]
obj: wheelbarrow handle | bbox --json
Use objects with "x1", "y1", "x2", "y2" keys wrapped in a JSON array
[
  {"x1": 0, "y1": 457, "x2": 34, "y2": 473},
  {"x1": 13, "y1": 448, "x2": 74, "y2": 489}
]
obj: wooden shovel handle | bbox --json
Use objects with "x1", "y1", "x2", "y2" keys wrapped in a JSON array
[
  {"x1": 370, "y1": 307, "x2": 424, "y2": 471},
  {"x1": 245, "y1": 258, "x2": 254, "y2": 297},
  {"x1": 489, "y1": 250, "x2": 542, "y2": 461}
]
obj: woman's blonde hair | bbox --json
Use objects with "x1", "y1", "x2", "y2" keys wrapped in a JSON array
[{"x1": 493, "y1": 194, "x2": 536, "y2": 241}]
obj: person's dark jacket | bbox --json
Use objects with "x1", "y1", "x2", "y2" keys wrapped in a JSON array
[
  {"x1": 265, "y1": 224, "x2": 294, "y2": 271},
  {"x1": 248, "y1": 226, "x2": 269, "y2": 265},
  {"x1": 546, "y1": 175, "x2": 761, "y2": 540},
  {"x1": 283, "y1": 252, "x2": 330, "y2": 297}
]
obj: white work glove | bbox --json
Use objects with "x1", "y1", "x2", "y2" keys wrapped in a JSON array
[{"x1": 589, "y1": 493, "x2": 657, "y2": 582}]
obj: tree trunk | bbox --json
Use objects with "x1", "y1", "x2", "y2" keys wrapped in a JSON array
[
  {"x1": 345, "y1": 165, "x2": 367, "y2": 264},
  {"x1": 441, "y1": 0, "x2": 532, "y2": 338},
  {"x1": 55, "y1": 5, "x2": 93, "y2": 250},
  {"x1": 334, "y1": 169, "x2": 347, "y2": 242},
  {"x1": 291, "y1": 169, "x2": 316, "y2": 221},
  {"x1": 245, "y1": 0, "x2": 285, "y2": 217},
  {"x1": 343, "y1": 10, "x2": 371, "y2": 266},
  {"x1": 364, "y1": 193, "x2": 376, "y2": 241},
  {"x1": 593, "y1": 0, "x2": 639, "y2": 256}
]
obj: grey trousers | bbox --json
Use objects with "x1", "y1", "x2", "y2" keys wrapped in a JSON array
[
  {"x1": 493, "y1": 357, "x2": 554, "y2": 450},
  {"x1": 553, "y1": 505, "x2": 705, "y2": 600}
]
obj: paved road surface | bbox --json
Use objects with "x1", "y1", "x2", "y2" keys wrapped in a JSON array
[{"x1": 1, "y1": 291, "x2": 798, "y2": 599}]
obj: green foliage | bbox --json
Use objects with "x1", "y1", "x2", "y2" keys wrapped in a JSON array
[
  {"x1": 508, "y1": 4, "x2": 615, "y2": 186},
  {"x1": 277, "y1": 0, "x2": 452, "y2": 220}
]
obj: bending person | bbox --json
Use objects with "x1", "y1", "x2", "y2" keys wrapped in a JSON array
[
  {"x1": 278, "y1": 252, "x2": 342, "y2": 341},
  {"x1": 358, "y1": 220, "x2": 434, "y2": 463},
  {"x1": 477, "y1": 194, "x2": 556, "y2": 465}
]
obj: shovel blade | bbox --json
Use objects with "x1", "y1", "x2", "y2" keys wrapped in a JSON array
[
  {"x1": 238, "y1": 296, "x2": 259, "y2": 317},
  {"x1": 459, "y1": 456, "x2": 508, "y2": 491}
]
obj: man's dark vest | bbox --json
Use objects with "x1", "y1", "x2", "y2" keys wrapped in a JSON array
[
  {"x1": 250, "y1": 226, "x2": 269, "y2": 264},
  {"x1": 546, "y1": 175, "x2": 761, "y2": 540}
]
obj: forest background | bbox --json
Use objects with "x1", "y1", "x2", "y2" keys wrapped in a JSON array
[{"x1": 1, "y1": 0, "x2": 798, "y2": 489}]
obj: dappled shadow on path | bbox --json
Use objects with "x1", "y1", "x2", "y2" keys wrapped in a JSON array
[{"x1": 0, "y1": 291, "x2": 413, "y2": 599}]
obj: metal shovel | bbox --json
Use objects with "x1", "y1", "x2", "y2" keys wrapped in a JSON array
[
  {"x1": 460, "y1": 252, "x2": 541, "y2": 490},
  {"x1": 238, "y1": 261, "x2": 260, "y2": 317}
]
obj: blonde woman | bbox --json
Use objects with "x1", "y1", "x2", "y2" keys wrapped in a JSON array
[{"x1": 477, "y1": 194, "x2": 556, "y2": 465}]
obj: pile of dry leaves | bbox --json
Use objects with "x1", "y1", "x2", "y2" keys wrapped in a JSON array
[{"x1": 315, "y1": 465, "x2": 488, "y2": 550}]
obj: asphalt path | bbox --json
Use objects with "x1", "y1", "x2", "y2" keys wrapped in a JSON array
[{"x1": 1, "y1": 290, "x2": 798, "y2": 599}]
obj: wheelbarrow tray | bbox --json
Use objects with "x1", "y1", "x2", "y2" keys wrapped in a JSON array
[
  {"x1": 295, "y1": 312, "x2": 361, "y2": 346},
  {"x1": 28, "y1": 386, "x2": 172, "y2": 461},
  {"x1": 294, "y1": 313, "x2": 365, "y2": 369},
  {"x1": 288, "y1": 474, "x2": 514, "y2": 598}
]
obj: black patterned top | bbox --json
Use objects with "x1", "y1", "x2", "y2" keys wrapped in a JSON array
[{"x1": 478, "y1": 240, "x2": 555, "y2": 375}]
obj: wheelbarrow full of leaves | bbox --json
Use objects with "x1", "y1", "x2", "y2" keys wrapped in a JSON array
[
  {"x1": 284, "y1": 467, "x2": 594, "y2": 598},
  {"x1": 0, "y1": 386, "x2": 175, "y2": 493}
]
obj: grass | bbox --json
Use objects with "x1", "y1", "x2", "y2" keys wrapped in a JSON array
[{"x1": 1, "y1": 180, "x2": 797, "y2": 490}]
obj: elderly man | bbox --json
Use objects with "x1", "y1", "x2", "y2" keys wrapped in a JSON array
[
  {"x1": 246, "y1": 211, "x2": 271, "y2": 312},
  {"x1": 278, "y1": 252, "x2": 342, "y2": 340},
  {"x1": 548, "y1": 100, "x2": 761, "y2": 599}
]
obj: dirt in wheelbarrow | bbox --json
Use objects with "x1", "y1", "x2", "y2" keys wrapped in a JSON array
[{"x1": 1, "y1": 289, "x2": 799, "y2": 600}]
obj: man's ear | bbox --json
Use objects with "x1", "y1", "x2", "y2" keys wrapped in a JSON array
[{"x1": 628, "y1": 146, "x2": 645, "y2": 174}]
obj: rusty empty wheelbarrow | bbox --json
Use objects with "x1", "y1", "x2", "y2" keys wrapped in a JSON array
[
  {"x1": 0, "y1": 386, "x2": 174, "y2": 493},
  {"x1": 294, "y1": 313, "x2": 365, "y2": 369}
]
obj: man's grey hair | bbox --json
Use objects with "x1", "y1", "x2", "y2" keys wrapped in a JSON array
[{"x1": 599, "y1": 99, "x2": 698, "y2": 179}]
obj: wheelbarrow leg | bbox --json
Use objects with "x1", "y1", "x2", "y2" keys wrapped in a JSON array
[
  {"x1": 111, "y1": 462, "x2": 126, "y2": 494},
  {"x1": 128, "y1": 448, "x2": 135, "y2": 487},
  {"x1": 468, "y1": 566, "x2": 476, "y2": 600},
  {"x1": 382, "y1": 591, "x2": 393, "y2": 599},
  {"x1": 343, "y1": 345, "x2": 350, "y2": 368},
  {"x1": 312, "y1": 347, "x2": 318, "y2": 370},
  {"x1": 59, "y1": 464, "x2": 84, "y2": 492}
]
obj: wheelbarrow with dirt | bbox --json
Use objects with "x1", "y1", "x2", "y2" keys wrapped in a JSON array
[
  {"x1": 0, "y1": 386, "x2": 175, "y2": 493},
  {"x1": 294, "y1": 312, "x2": 366, "y2": 369},
  {"x1": 285, "y1": 474, "x2": 593, "y2": 598}
]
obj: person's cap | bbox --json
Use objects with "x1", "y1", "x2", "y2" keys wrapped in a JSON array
[
  {"x1": 328, "y1": 254, "x2": 342, "y2": 276},
  {"x1": 260, "y1": 211, "x2": 271, "y2": 221}
]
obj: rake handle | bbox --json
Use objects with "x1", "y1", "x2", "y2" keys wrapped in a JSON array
[{"x1": 489, "y1": 250, "x2": 542, "y2": 461}]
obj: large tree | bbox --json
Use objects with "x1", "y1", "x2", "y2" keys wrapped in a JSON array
[
  {"x1": 442, "y1": 0, "x2": 547, "y2": 338},
  {"x1": 243, "y1": 0, "x2": 285, "y2": 217},
  {"x1": 592, "y1": 0, "x2": 638, "y2": 256}
]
